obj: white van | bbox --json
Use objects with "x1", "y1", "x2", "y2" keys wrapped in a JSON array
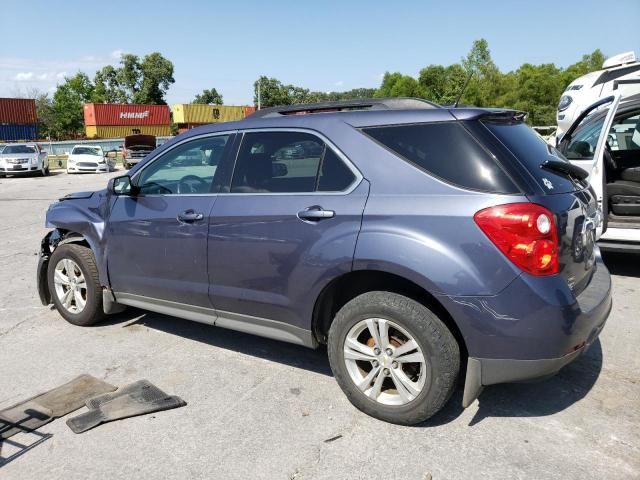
[{"x1": 557, "y1": 52, "x2": 640, "y2": 138}]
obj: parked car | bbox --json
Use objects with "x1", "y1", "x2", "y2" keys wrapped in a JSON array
[
  {"x1": 67, "y1": 145, "x2": 116, "y2": 174},
  {"x1": 121, "y1": 134, "x2": 156, "y2": 169},
  {"x1": 558, "y1": 93, "x2": 640, "y2": 251},
  {"x1": 0, "y1": 143, "x2": 49, "y2": 177},
  {"x1": 556, "y1": 51, "x2": 640, "y2": 137},
  {"x1": 36, "y1": 98, "x2": 612, "y2": 425}
]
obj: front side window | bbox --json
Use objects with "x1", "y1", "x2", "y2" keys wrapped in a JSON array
[
  {"x1": 137, "y1": 135, "x2": 229, "y2": 195},
  {"x1": 231, "y1": 131, "x2": 356, "y2": 193}
]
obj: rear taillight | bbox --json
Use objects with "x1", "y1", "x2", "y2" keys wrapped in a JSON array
[{"x1": 474, "y1": 203, "x2": 559, "y2": 276}]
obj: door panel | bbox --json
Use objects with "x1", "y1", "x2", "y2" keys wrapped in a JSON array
[
  {"x1": 106, "y1": 133, "x2": 235, "y2": 307},
  {"x1": 208, "y1": 180, "x2": 369, "y2": 329},
  {"x1": 107, "y1": 195, "x2": 216, "y2": 306}
]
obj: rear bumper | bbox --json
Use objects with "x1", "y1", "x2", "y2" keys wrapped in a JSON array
[
  {"x1": 598, "y1": 240, "x2": 640, "y2": 253},
  {"x1": 446, "y1": 252, "x2": 612, "y2": 407},
  {"x1": 462, "y1": 323, "x2": 605, "y2": 407}
]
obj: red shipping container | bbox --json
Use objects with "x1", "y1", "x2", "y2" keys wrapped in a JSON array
[
  {"x1": 0, "y1": 98, "x2": 37, "y2": 124},
  {"x1": 244, "y1": 106, "x2": 256, "y2": 117},
  {"x1": 84, "y1": 103, "x2": 171, "y2": 126}
]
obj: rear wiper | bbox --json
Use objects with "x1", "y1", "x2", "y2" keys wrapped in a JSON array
[{"x1": 540, "y1": 159, "x2": 589, "y2": 181}]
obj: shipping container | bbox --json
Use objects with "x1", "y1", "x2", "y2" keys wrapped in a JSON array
[
  {"x1": 85, "y1": 125, "x2": 171, "y2": 139},
  {"x1": 171, "y1": 104, "x2": 247, "y2": 124},
  {"x1": 84, "y1": 103, "x2": 171, "y2": 126},
  {"x1": 0, "y1": 124, "x2": 38, "y2": 141},
  {"x1": 244, "y1": 106, "x2": 256, "y2": 117},
  {"x1": 0, "y1": 98, "x2": 38, "y2": 124}
]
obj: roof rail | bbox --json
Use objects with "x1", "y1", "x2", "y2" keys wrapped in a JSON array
[{"x1": 249, "y1": 97, "x2": 440, "y2": 118}]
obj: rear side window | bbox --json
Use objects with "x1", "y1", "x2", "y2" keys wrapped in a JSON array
[
  {"x1": 231, "y1": 131, "x2": 356, "y2": 193},
  {"x1": 362, "y1": 122, "x2": 517, "y2": 193},
  {"x1": 485, "y1": 121, "x2": 581, "y2": 193}
]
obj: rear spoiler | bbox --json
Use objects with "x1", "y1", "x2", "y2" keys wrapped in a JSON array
[{"x1": 450, "y1": 108, "x2": 528, "y2": 123}]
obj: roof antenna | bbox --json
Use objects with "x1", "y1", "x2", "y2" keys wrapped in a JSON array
[{"x1": 453, "y1": 72, "x2": 473, "y2": 108}]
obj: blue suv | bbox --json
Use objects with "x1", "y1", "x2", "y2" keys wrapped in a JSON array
[{"x1": 37, "y1": 98, "x2": 612, "y2": 425}]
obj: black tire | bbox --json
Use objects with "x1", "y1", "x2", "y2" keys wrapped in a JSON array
[
  {"x1": 327, "y1": 291, "x2": 460, "y2": 425},
  {"x1": 47, "y1": 244, "x2": 105, "y2": 326}
]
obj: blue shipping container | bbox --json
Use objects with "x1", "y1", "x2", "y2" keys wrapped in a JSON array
[{"x1": 0, "y1": 124, "x2": 38, "y2": 141}]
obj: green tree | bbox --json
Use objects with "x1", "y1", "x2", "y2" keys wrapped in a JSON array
[
  {"x1": 136, "y1": 52, "x2": 175, "y2": 104},
  {"x1": 100, "y1": 52, "x2": 174, "y2": 104},
  {"x1": 254, "y1": 76, "x2": 292, "y2": 107},
  {"x1": 459, "y1": 38, "x2": 503, "y2": 107},
  {"x1": 375, "y1": 72, "x2": 421, "y2": 97},
  {"x1": 192, "y1": 88, "x2": 224, "y2": 104},
  {"x1": 52, "y1": 73, "x2": 94, "y2": 138},
  {"x1": 34, "y1": 92, "x2": 56, "y2": 139},
  {"x1": 93, "y1": 65, "x2": 127, "y2": 103},
  {"x1": 418, "y1": 64, "x2": 467, "y2": 104}
]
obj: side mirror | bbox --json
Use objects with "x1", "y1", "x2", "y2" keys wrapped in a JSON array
[
  {"x1": 108, "y1": 175, "x2": 136, "y2": 195},
  {"x1": 272, "y1": 162, "x2": 288, "y2": 178}
]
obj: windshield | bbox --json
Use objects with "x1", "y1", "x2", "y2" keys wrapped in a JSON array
[
  {"x1": 3, "y1": 145, "x2": 36, "y2": 154},
  {"x1": 72, "y1": 147, "x2": 101, "y2": 156}
]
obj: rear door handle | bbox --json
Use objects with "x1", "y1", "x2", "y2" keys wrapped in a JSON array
[
  {"x1": 177, "y1": 210, "x2": 204, "y2": 223},
  {"x1": 297, "y1": 206, "x2": 335, "y2": 222}
]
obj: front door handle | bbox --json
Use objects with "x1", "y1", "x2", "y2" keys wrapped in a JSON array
[
  {"x1": 297, "y1": 206, "x2": 335, "y2": 222},
  {"x1": 177, "y1": 210, "x2": 204, "y2": 223}
]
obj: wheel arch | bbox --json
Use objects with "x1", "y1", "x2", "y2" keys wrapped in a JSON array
[{"x1": 311, "y1": 269, "x2": 468, "y2": 361}]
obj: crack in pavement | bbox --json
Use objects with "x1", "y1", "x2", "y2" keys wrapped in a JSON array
[{"x1": 0, "y1": 319, "x2": 30, "y2": 338}]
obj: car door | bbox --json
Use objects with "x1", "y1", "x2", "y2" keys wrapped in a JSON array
[
  {"x1": 107, "y1": 132, "x2": 235, "y2": 308},
  {"x1": 559, "y1": 93, "x2": 621, "y2": 237},
  {"x1": 207, "y1": 129, "x2": 369, "y2": 336}
]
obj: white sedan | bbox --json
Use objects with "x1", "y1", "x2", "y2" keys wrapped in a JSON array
[{"x1": 67, "y1": 145, "x2": 116, "y2": 174}]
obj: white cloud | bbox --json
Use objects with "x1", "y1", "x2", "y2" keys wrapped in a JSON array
[
  {"x1": 56, "y1": 71, "x2": 67, "y2": 79},
  {"x1": 15, "y1": 72, "x2": 34, "y2": 81},
  {"x1": 111, "y1": 49, "x2": 126, "y2": 59},
  {"x1": 37, "y1": 73, "x2": 49, "y2": 80},
  {"x1": 334, "y1": 80, "x2": 344, "y2": 87}
]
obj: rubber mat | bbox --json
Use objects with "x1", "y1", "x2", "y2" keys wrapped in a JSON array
[
  {"x1": 66, "y1": 380, "x2": 186, "y2": 434},
  {"x1": 0, "y1": 375, "x2": 116, "y2": 439}
]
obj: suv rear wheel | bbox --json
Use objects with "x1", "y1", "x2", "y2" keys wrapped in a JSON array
[
  {"x1": 47, "y1": 244, "x2": 104, "y2": 326},
  {"x1": 327, "y1": 291, "x2": 459, "y2": 425}
]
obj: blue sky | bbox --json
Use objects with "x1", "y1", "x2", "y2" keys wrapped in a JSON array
[{"x1": 2, "y1": 0, "x2": 639, "y2": 105}]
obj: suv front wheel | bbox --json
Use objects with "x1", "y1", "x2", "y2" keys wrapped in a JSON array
[
  {"x1": 47, "y1": 244, "x2": 105, "y2": 326},
  {"x1": 327, "y1": 291, "x2": 460, "y2": 425}
]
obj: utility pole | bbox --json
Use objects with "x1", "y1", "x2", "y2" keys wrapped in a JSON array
[{"x1": 257, "y1": 80, "x2": 261, "y2": 110}]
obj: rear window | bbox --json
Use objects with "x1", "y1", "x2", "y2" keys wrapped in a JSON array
[
  {"x1": 362, "y1": 122, "x2": 517, "y2": 193},
  {"x1": 484, "y1": 121, "x2": 582, "y2": 193}
]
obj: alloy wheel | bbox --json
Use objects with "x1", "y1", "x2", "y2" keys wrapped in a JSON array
[
  {"x1": 343, "y1": 318, "x2": 428, "y2": 406},
  {"x1": 53, "y1": 258, "x2": 88, "y2": 314}
]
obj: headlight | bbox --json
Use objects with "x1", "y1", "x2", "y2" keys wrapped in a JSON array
[
  {"x1": 68, "y1": 158, "x2": 76, "y2": 164},
  {"x1": 558, "y1": 95, "x2": 573, "y2": 112}
]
